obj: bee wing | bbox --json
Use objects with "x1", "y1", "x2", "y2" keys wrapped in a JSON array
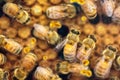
[{"x1": 54, "y1": 38, "x2": 68, "y2": 52}]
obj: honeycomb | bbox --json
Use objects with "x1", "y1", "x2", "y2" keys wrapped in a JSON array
[{"x1": 0, "y1": 0, "x2": 120, "y2": 80}]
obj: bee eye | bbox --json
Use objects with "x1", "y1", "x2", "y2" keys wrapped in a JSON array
[
  {"x1": 88, "y1": 35, "x2": 96, "y2": 42},
  {"x1": 76, "y1": 31, "x2": 79, "y2": 35},
  {"x1": 85, "y1": 47, "x2": 88, "y2": 50},
  {"x1": 108, "y1": 46, "x2": 117, "y2": 52},
  {"x1": 71, "y1": 29, "x2": 79, "y2": 35},
  {"x1": 12, "y1": 76, "x2": 18, "y2": 80},
  {"x1": 71, "y1": 29, "x2": 74, "y2": 33},
  {"x1": 71, "y1": 29, "x2": 75, "y2": 34}
]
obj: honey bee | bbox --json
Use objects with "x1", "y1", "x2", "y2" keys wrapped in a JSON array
[
  {"x1": 55, "y1": 61, "x2": 70, "y2": 74},
  {"x1": 20, "y1": 52, "x2": 38, "y2": 73},
  {"x1": 0, "y1": 68, "x2": 9, "y2": 80},
  {"x1": 0, "y1": 35, "x2": 23, "y2": 55},
  {"x1": 33, "y1": 24, "x2": 61, "y2": 45},
  {"x1": 13, "y1": 67, "x2": 27, "y2": 80},
  {"x1": 13, "y1": 53, "x2": 38, "y2": 79},
  {"x1": 34, "y1": 66, "x2": 62, "y2": 80},
  {"x1": 76, "y1": 35, "x2": 96, "y2": 62},
  {"x1": 71, "y1": 0, "x2": 99, "y2": 24},
  {"x1": 100, "y1": 0, "x2": 116, "y2": 17},
  {"x1": 0, "y1": 53, "x2": 7, "y2": 65},
  {"x1": 46, "y1": 3, "x2": 81, "y2": 19},
  {"x1": 81, "y1": 0, "x2": 98, "y2": 20},
  {"x1": 63, "y1": 28, "x2": 80, "y2": 62},
  {"x1": 70, "y1": 61, "x2": 92, "y2": 77},
  {"x1": 46, "y1": 31, "x2": 61, "y2": 45},
  {"x1": 112, "y1": 6, "x2": 120, "y2": 24},
  {"x1": 100, "y1": 0, "x2": 116, "y2": 23},
  {"x1": 32, "y1": 24, "x2": 48, "y2": 40},
  {"x1": 94, "y1": 45, "x2": 117, "y2": 79},
  {"x1": 56, "y1": 61, "x2": 92, "y2": 77},
  {"x1": 3, "y1": 2, "x2": 31, "y2": 25}
]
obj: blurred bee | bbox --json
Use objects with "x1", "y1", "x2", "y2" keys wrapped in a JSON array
[
  {"x1": 0, "y1": 68, "x2": 9, "y2": 80},
  {"x1": 94, "y1": 45, "x2": 117, "y2": 79},
  {"x1": 100, "y1": 0, "x2": 116, "y2": 17},
  {"x1": 76, "y1": 35, "x2": 96, "y2": 62},
  {"x1": 3, "y1": 2, "x2": 31, "y2": 25},
  {"x1": 100, "y1": 0, "x2": 116, "y2": 23},
  {"x1": 0, "y1": 35, "x2": 23, "y2": 55},
  {"x1": 56, "y1": 61, "x2": 92, "y2": 77},
  {"x1": 63, "y1": 28, "x2": 80, "y2": 62},
  {"x1": 13, "y1": 67, "x2": 27, "y2": 80},
  {"x1": 46, "y1": 3, "x2": 81, "y2": 19},
  {"x1": 0, "y1": 53, "x2": 7, "y2": 65},
  {"x1": 46, "y1": 31, "x2": 61, "y2": 45},
  {"x1": 81, "y1": 0, "x2": 98, "y2": 20},
  {"x1": 70, "y1": 60, "x2": 92, "y2": 77},
  {"x1": 55, "y1": 61, "x2": 70, "y2": 74},
  {"x1": 113, "y1": 55, "x2": 120, "y2": 71},
  {"x1": 32, "y1": 24, "x2": 61, "y2": 45},
  {"x1": 71, "y1": 0, "x2": 99, "y2": 24},
  {"x1": 34, "y1": 66, "x2": 62, "y2": 80},
  {"x1": 32, "y1": 24, "x2": 48, "y2": 40},
  {"x1": 112, "y1": 6, "x2": 120, "y2": 24},
  {"x1": 13, "y1": 53, "x2": 37, "y2": 79},
  {"x1": 20, "y1": 52, "x2": 38, "y2": 73}
]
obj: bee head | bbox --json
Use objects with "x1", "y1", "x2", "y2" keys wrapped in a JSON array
[
  {"x1": 107, "y1": 45, "x2": 117, "y2": 52},
  {"x1": 71, "y1": 29, "x2": 80, "y2": 35},
  {"x1": 88, "y1": 34, "x2": 96, "y2": 42}
]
